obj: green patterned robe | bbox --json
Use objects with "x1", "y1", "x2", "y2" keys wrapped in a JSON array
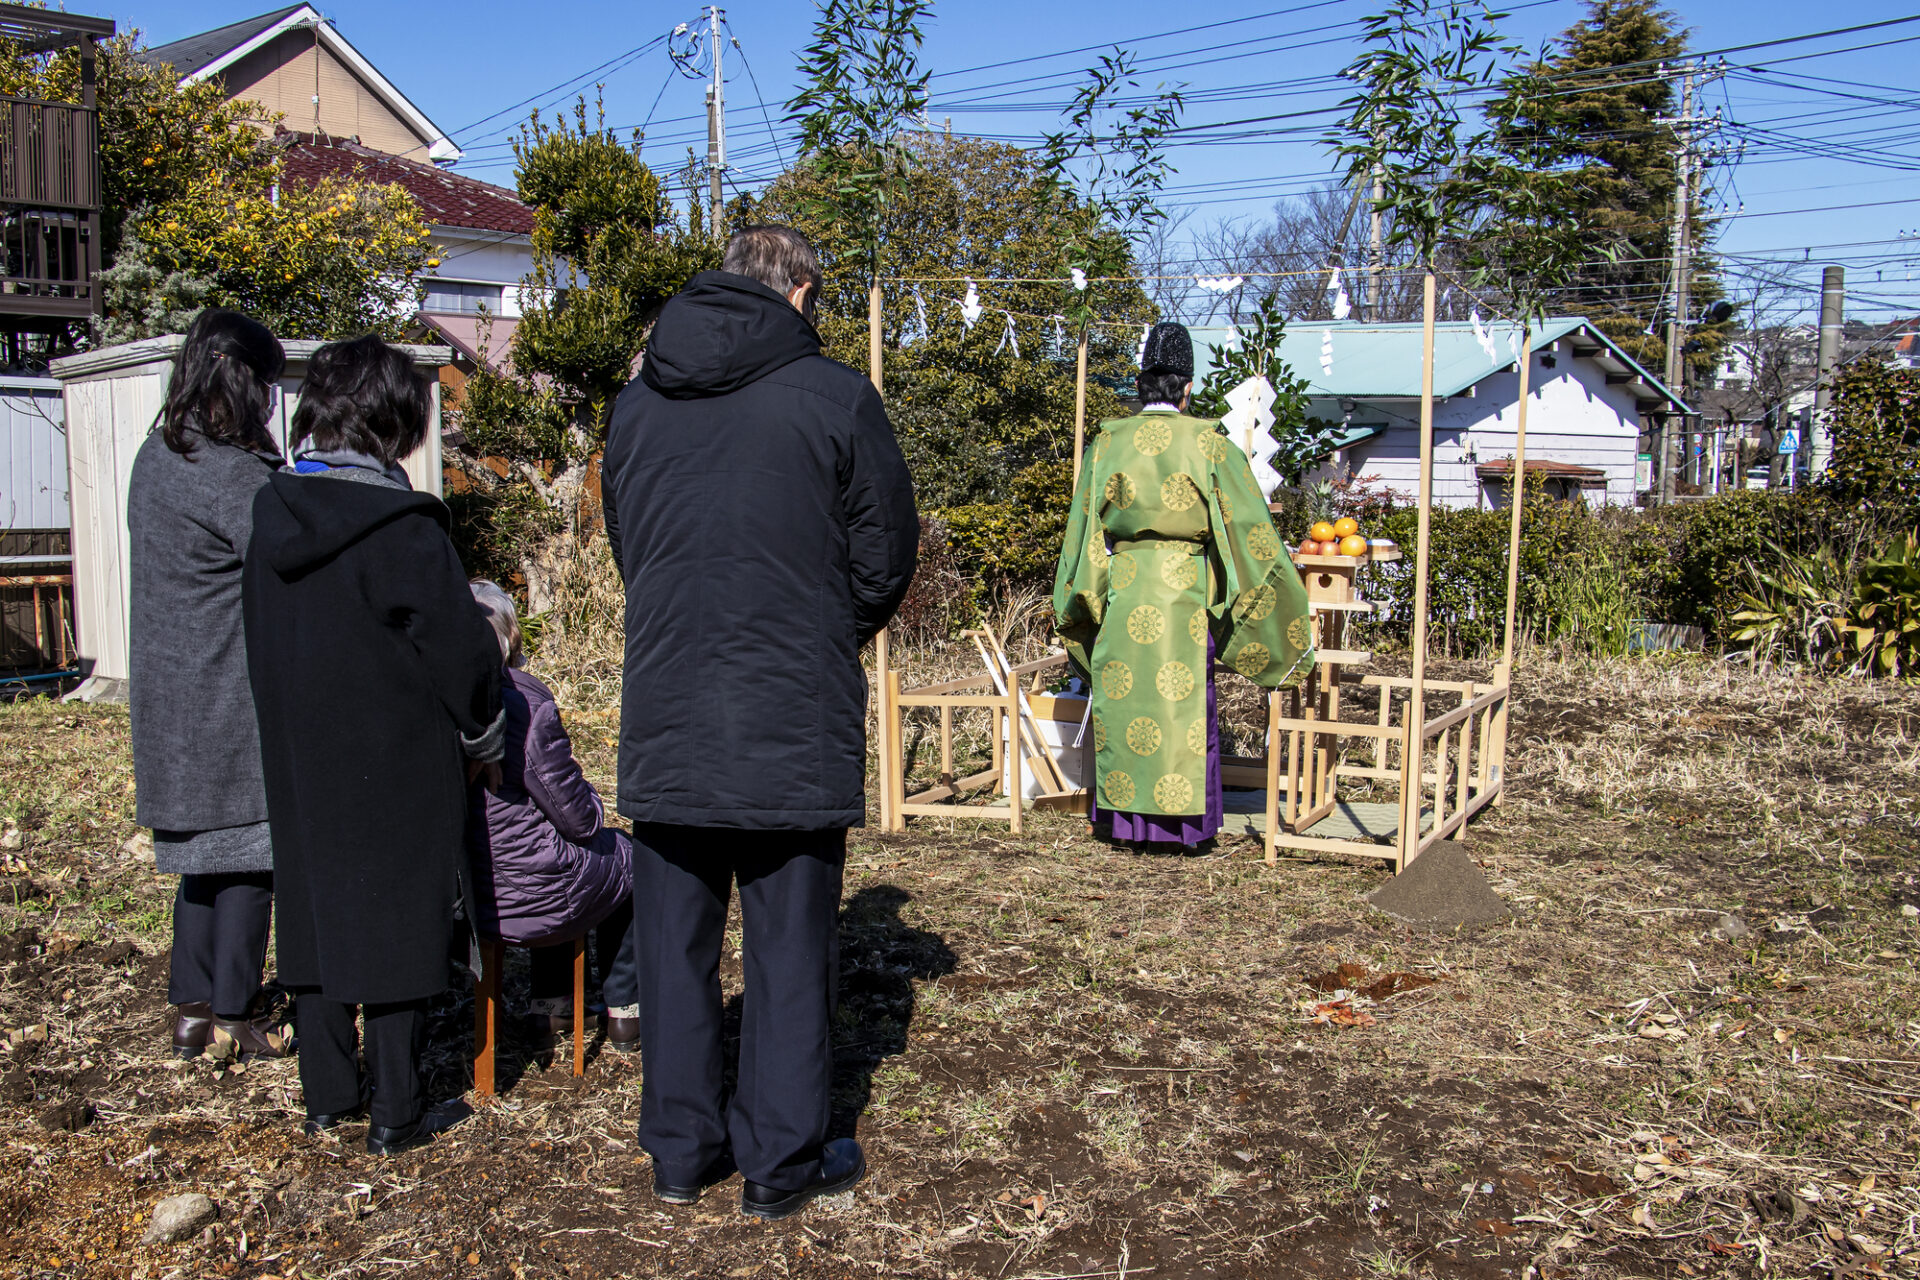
[{"x1": 1051, "y1": 409, "x2": 1315, "y2": 815}]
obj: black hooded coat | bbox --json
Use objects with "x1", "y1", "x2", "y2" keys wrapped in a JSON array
[
  {"x1": 243, "y1": 473, "x2": 501, "y2": 1004},
  {"x1": 601, "y1": 270, "x2": 918, "y2": 830}
]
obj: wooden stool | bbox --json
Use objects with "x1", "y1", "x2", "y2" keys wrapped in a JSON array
[{"x1": 472, "y1": 935, "x2": 588, "y2": 1098}]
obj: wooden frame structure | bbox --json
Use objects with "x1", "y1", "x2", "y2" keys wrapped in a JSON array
[
  {"x1": 866, "y1": 270, "x2": 1533, "y2": 872},
  {"x1": 879, "y1": 631, "x2": 1088, "y2": 831}
]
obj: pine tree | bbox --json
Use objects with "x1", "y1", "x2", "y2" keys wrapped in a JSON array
[{"x1": 1489, "y1": 0, "x2": 1723, "y2": 370}]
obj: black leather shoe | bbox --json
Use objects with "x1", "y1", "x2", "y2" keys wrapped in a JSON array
[
  {"x1": 171, "y1": 1003, "x2": 212, "y2": 1059},
  {"x1": 366, "y1": 1100, "x2": 470, "y2": 1156},
  {"x1": 741, "y1": 1139, "x2": 866, "y2": 1221},
  {"x1": 605, "y1": 1015, "x2": 640, "y2": 1054},
  {"x1": 654, "y1": 1153, "x2": 736, "y2": 1205},
  {"x1": 303, "y1": 1109, "x2": 359, "y2": 1136}
]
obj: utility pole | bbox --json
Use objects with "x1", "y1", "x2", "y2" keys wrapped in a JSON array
[
  {"x1": 1660, "y1": 67, "x2": 1695, "y2": 505},
  {"x1": 1366, "y1": 163, "x2": 1384, "y2": 322},
  {"x1": 1811, "y1": 265, "x2": 1843, "y2": 478},
  {"x1": 704, "y1": 5, "x2": 727, "y2": 235}
]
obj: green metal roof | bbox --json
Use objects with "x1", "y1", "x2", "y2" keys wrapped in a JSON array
[{"x1": 1189, "y1": 316, "x2": 1689, "y2": 413}]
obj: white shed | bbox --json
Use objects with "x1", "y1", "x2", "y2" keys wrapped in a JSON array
[
  {"x1": 1190, "y1": 317, "x2": 1689, "y2": 508},
  {"x1": 52, "y1": 336, "x2": 452, "y2": 701}
]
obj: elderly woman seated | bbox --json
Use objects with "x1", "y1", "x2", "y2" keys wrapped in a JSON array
[{"x1": 467, "y1": 581, "x2": 638, "y2": 1048}]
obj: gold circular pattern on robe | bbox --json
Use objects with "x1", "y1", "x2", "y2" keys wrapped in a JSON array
[
  {"x1": 1126, "y1": 605, "x2": 1165, "y2": 645},
  {"x1": 1161, "y1": 551, "x2": 1198, "y2": 591},
  {"x1": 1196, "y1": 424, "x2": 1230, "y2": 462},
  {"x1": 1088, "y1": 595, "x2": 1107, "y2": 624},
  {"x1": 1156, "y1": 660, "x2": 1195, "y2": 701},
  {"x1": 1186, "y1": 719, "x2": 1207, "y2": 755},
  {"x1": 1089, "y1": 531, "x2": 1109, "y2": 566},
  {"x1": 1288, "y1": 614, "x2": 1312, "y2": 651},
  {"x1": 1154, "y1": 773, "x2": 1194, "y2": 811},
  {"x1": 1247, "y1": 522, "x2": 1280, "y2": 562},
  {"x1": 1104, "y1": 770, "x2": 1137, "y2": 807},
  {"x1": 1092, "y1": 711, "x2": 1108, "y2": 751},
  {"x1": 1101, "y1": 660, "x2": 1133, "y2": 699},
  {"x1": 1134, "y1": 419, "x2": 1173, "y2": 456},
  {"x1": 1218, "y1": 487, "x2": 1234, "y2": 525},
  {"x1": 1233, "y1": 642, "x2": 1271, "y2": 678},
  {"x1": 1105, "y1": 472, "x2": 1136, "y2": 509},
  {"x1": 1188, "y1": 608, "x2": 1209, "y2": 645},
  {"x1": 1240, "y1": 583, "x2": 1277, "y2": 622},
  {"x1": 1161, "y1": 472, "x2": 1200, "y2": 511},
  {"x1": 1125, "y1": 716, "x2": 1162, "y2": 756},
  {"x1": 1109, "y1": 551, "x2": 1137, "y2": 590}
]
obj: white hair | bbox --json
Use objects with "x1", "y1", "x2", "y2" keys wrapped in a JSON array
[{"x1": 470, "y1": 579, "x2": 525, "y2": 668}]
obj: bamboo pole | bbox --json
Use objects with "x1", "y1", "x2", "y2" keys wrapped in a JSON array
[
  {"x1": 869, "y1": 283, "x2": 894, "y2": 830},
  {"x1": 1072, "y1": 328, "x2": 1089, "y2": 485},
  {"x1": 1397, "y1": 271, "x2": 1439, "y2": 872},
  {"x1": 1498, "y1": 323, "x2": 1532, "y2": 665}
]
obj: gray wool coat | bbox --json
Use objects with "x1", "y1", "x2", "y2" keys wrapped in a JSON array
[{"x1": 128, "y1": 427, "x2": 281, "y2": 873}]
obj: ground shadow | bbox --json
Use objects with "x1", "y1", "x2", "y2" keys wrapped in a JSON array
[
  {"x1": 828, "y1": 884, "x2": 956, "y2": 1138},
  {"x1": 711, "y1": 884, "x2": 957, "y2": 1138}
]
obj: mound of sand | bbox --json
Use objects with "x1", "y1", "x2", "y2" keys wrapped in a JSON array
[{"x1": 1366, "y1": 840, "x2": 1510, "y2": 928}]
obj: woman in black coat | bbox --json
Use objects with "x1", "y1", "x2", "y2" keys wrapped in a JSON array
[
  {"x1": 126, "y1": 309, "x2": 292, "y2": 1061},
  {"x1": 243, "y1": 335, "x2": 503, "y2": 1155}
]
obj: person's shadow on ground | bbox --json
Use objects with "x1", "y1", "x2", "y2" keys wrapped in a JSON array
[
  {"x1": 828, "y1": 884, "x2": 956, "y2": 1138},
  {"x1": 714, "y1": 883, "x2": 956, "y2": 1140}
]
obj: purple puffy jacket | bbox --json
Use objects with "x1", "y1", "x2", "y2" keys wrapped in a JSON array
[{"x1": 467, "y1": 668, "x2": 633, "y2": 946}]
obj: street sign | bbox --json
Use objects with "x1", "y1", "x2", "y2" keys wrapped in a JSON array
[{"x1": 1778, "y1": 428, "x2": 1800, "y2": 456}]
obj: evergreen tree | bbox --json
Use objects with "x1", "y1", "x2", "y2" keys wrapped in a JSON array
[{"x1": 1486, "y1": 0, "x2": 1725, "y2": 371}]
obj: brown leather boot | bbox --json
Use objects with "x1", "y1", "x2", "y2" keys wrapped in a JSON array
[
  {"x1": 207, "y1": 1014, "x2": 293, "y2": 1061},
  {"x1": 171, "y1": 1003, "x2": 213, "y2": 1059},
  {"x1": 605, "y1": 1015, "x2": 640, "y2": 1054}
]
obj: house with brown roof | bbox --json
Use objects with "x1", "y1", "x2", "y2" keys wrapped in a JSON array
[{"x1": 140, "y1": 6, "x2": 533, "y2": 363}]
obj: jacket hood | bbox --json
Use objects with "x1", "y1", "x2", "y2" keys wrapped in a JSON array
[
  {"x1": 641, "y1": 270, "x2": 820, "y2": 399},
  {"x1": 253, "y1": 470, "x2": 448, "y2": 576}
]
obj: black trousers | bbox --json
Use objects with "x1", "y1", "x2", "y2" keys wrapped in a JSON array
[
  {"x1": 293, "y1": 993, "x2": 427, "y2": 1128},
  {"x1": 168, "y1": 872, "x2": 274, "y2": 1019},
  {"x1": 529, "y1": 894, "x2": 640, "y2": 1010},
  {"x1": 632, "y1": 824, "x2": 845, "y2": 1192}
]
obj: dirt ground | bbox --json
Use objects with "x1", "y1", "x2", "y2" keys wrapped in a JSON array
[{"x1": 3, "y1": 649, "x2": 1918, "y2": 1279}]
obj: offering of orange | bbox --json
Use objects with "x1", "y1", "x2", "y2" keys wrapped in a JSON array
[
  {"x1": 1297, "y1": 537, "x2": 1319, "y2": 557},
  {"x1": 1333, "y1": 516, "x2": 1360, "y2": 538},
  {"x1": 1338, "y1": 533, "x2": 1368, "y2": 557},
  {"x1": 1308, "y1": 520, "x2": 1337, "y2": 543}
]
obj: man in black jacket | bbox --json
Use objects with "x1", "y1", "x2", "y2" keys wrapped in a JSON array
[{"x1": 601, "y1": 226, "x2": 918, "y2": 1220}]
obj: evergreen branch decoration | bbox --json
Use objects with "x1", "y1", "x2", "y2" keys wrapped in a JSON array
[
  {"x1": 785, "y1": 0, "x2": 934, "y2": 284},
  {"x1": 1333, "y1": 0, "x2": 1511, "y2": 269},
  {"x1": 1040, "y1": 48, "x2": 1184, "y2": 327}
]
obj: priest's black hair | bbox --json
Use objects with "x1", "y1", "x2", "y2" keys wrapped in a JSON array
[
  {"x1": 291, "y1": 335, "x2": 431, "y2": 466},
  {"x1": 1137, "y1": 370, "x2": 1191, "y2": 407},
  {"x1": 159, "y1": 308, "x2": 286, "y2": 458}
]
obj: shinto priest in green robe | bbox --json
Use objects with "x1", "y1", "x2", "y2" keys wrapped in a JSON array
[{"x1": 1051, "y1": 322, "x2": 1314, "y2": 845}]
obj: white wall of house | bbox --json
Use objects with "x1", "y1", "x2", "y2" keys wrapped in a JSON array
[
  {"x1": 423, "y1": 227, "x2": 536, "y2": 318},
  {"x1": 1307, "y1": 348, "x2": 1648, "y2": 508},
  {"x1": 0, "y1": 377, "x2": 67, "y2": 531}
]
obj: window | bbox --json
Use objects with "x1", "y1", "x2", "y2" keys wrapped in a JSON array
[{"x1": 422, "y1": 280, "x2": 505, "y2": 315}]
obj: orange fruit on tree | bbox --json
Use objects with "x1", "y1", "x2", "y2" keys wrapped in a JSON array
[
  {"x1": 1333, "y1": 517, "x2": 1360, "y2": 538},
  {"x1": 1308, "y1": 520, "x2": 1337, "y2": 543},
  {"x1": 1338, "y1": 534, "x2": 1368, "y2": 557}
]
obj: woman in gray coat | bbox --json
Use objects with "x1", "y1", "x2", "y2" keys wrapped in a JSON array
[{"x1": 128, "y1": 309, "x2": 292, "y2": 1061}]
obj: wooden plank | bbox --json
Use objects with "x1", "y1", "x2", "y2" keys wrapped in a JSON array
[
  {"x1": 1269, "y1": 717, "x2": 1402, "y2": 739},
  {"x1": 1418, "y1": 687, "x2": 1508, "y2": 740},
  {"x1": 905, "y1": 768, "x2": 1000, "y2": 806},
  {"x1": 898, "y1": 694, "x2": 1011, "y2": 709},
  {"x1": 903, "y1": 672, "x2": 995, "y2": 696},
  {"x1": 572, "y1": 937, "x2": 586, "y2": 1078},
  {"x1": 1030, "y1": 789, "x2": 1089, "y2": 814},
  {"x1": 900, "y1": 803, "x2": 1018, "y2": 818}
]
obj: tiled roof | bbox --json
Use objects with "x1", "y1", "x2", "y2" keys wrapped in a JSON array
[
  {"x1": 136, "y1": 6, "x2": 306, "y2": 78},
  {"x1": 278, "y1": 132, "x2": 533, "y2": 235}
]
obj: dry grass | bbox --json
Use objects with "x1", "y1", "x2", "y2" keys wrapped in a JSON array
[{"x1": 1, "y1": 641, "x2": 1918, "y2": 1279}]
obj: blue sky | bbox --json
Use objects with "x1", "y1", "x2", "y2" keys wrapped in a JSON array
[{"x1": 119, "y1": 0, "x2": 1920, "y2": 322}]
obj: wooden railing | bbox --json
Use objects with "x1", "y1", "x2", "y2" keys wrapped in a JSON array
[{"x1": 0, "y1": 98, "x2": 99, "y2": 318}]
